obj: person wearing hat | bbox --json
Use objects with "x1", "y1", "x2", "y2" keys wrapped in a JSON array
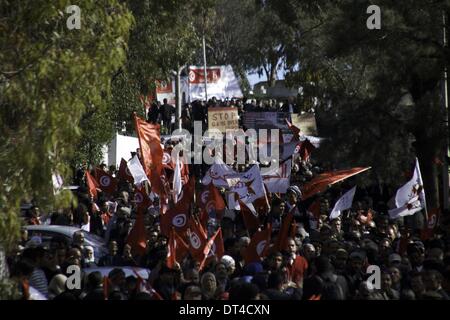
[
  {"x1": 220, "y1": 255, "x2": 236, "y2": 277},
  {"x1": 287, "y1": 185, "x2": 314, "y2": 233},
  {"x1": 388, "y1": 253, "x2": 402, "y2": 268}
]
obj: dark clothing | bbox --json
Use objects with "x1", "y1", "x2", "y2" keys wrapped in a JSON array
[
  {"x1": 98, "y1": 254, "x2": 122, "y2": 267},
  {"x1": 160, "y1": 103, "x2": 175, "y2": 122},
  {"x1": 263, "y1": 289, "x2": 292, "y2": 300},
  {"x1": 83, "y1": 288, "x2": 105, "y2": 300}
]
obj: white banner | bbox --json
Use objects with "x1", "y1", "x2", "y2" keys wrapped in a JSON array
[
  {"x1": 188, "y1": 65, "x2": 243, "y2": 101},
  {"x1": 127, "y1": 155, "x2": 149, "y2": 186}
]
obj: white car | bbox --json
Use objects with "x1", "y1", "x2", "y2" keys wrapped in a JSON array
[{"x1": 24, "y1": 225, "x2": 108, "y2": 260}]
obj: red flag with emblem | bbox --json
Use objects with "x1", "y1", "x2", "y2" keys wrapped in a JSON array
[
  {"x1": 275, "y1": 210, "x2": 295, "y2": 251},
  {"x1": 245, "y1": 226, "x2": 271, "y2": 264},
  {"x1": 126, "y1": 209, "x2": 147, "y2": 257},
  {"x1": 118, "y1": 158, "x2": 134, "y2": 184},
  {"x1": 133, "y1": 186, "x2": 151, "y2": 212},
  {"x1": 421, "y1": 207, "x2": 440, "y2": 240},
  {"x1": 86, "y1": 170, "x2": 99, "y2": 199},
  {"x1": 94, "y1": 167, "x2": 118, "y2": 195},
  {"x1": 187, "y1": 216, "x2": 208, "y2": 264},
  {"x1": 160, "y1": 177, "x2": 195, "y2": 236}
]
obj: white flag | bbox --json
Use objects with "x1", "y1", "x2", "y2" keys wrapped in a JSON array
[
  {"x1": 389, "y1": 158, "x2": 426, "y2": 218},
  {"x1": 127, "y1": 155, "x2": 149, "y2": 185},
  {"x1": 173, "y1": 155, "x2": 182, "y2": 203},
  {"x1": 329, "y1": 186, "x2": 356, "y2": 220},
  {"x1": 202, "y1": 157, "x2": 237, "y2": 188},
  {"x1": 229, "y1": 164, "x2": 267, "y2": 203},
  {"x1": 262, "y1": 159, "x2": 292, "y2": 193}
]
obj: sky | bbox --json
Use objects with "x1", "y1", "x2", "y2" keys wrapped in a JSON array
[{"x1": 246, "y1": 69, "x2": 286, "y2": 90}]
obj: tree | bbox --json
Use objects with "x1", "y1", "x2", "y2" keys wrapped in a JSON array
[
  {"x1": 0, "y1": 0, "x2": 133, "y2": 256},
  {"x1": 277, "y1": 0, "x2": 450, "y2": 208}
]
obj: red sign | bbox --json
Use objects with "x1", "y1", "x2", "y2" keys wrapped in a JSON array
[
  {"x1": 156, "y1": 80, "x2": 173, "y2": 94},
  {"x1": 189, "y1": 67, "x2": 221, "y2": 84}
]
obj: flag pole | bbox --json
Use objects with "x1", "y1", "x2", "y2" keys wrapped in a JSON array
[
  {"x1": 202, "y1": 34, "x2": 208, "y2": 102},
  {"x1": 441, "y1": 11, "x2": 449, "y2": 211}
]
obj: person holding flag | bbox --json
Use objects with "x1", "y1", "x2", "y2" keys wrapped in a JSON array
[{"x1": 388, "y1": 158, "x2": 427, "y2": 220}]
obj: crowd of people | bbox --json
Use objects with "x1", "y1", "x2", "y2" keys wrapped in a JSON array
[
  {"x1": 5, "y1": 97, "x2": 450, "y2": 301},
  {"x1": 147, "y1": 96, "x2": 299, "y2": 134}
]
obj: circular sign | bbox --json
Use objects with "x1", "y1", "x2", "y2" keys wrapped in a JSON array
[
  {"x1": 99, "y1": 176, "x2": 111, "y2": 187},
  {"x1": 172, "y1": 214, "x2": 187, "y2": 228},
  {"x1": 162, "y1": 153, "x2": 171, "y2": 164},
  {"x1": 256, "y1": 240, "x2": 267, "y2": 256},
  {"x1": 189, "y1": 70, "x2": 196, "y2": 82},
  {"x1": 190, "y1": 232, "x2": 201, "y2": 249}
]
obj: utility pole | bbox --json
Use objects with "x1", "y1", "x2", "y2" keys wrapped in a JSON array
[
  {"x1": 202, "y1": 34, "x2": 208, "y2": 102},
  {"x1": 202, "y1": 10, "x2": 208, "y2": 102},
  {"x1": 175, "y1": 65, "x2": 185, "y2": 130},
  {"x1": 442, "y1": 11, "x2": 449, "y2": 211}
]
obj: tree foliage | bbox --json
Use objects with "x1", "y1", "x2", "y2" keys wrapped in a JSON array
[
  {"x1": 276, "y1": 0, "x2": 450, "y2": 206},
  {"x1": 0, "y1": 0, "x2": 133, "y2": 249}
]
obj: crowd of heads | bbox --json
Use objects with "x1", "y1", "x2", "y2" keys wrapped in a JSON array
[{"x1": 6, "y1": 97, "x2": 450, "y2": 300}]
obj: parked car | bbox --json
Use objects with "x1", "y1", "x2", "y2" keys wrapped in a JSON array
[{"x1": 24, "y1": 225, "x2": 108, "y2": 261}]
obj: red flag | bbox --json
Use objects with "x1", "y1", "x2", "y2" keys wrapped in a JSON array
[
  {"x1": 421, "y1": 207, "x2": 440, "y2": 240},
  {"x1": 126, "y1": 209, "x2": 147, "y2": 257},
  {"x1": 86, "y1": 170, "x2": 99, "y2": 199},
  {"x1": 285, "y1": 118, "x2": 300, "y2": 141},
  {"x1": 118, "y1": 158, "x2": 134, "y2": 183},
  {"x1": 298, "y1": 139, "x2": 315, "y2": 162},
  {"x1": 200, "y1": 228, "x2": 224, "y2": 269},
  {"x1": 245, "y1": 226, "x2": 271, "y2": 264},
  {"x1": 187, "y1": 216, "x2": 208, "y2": 264},
  {"x1": 301, "y1": 167, "x2": 371, "y2": 200},
  {"x1": 162, "y1": 150, "x2": 175, "y2": 170},
  {"x1": 166, "y1": 228, "x2": 177, "y2": 269},
  {"x1": 160, "y1": 178, "x2": 195, "y2": 237},
  {"x1": 307, "y1": 199, "x2": 321, "y2": 220},
  {"x1": 94, "y1": 168, "x2": 118, "y2": 195},
  {"x1": 133, "y1": 187, "x2": 151, "y2": 212},
  {"x1": 133, "y1": 114, "x2": 163, "y2": 174},
  {"x1": 133, "y1": 114, "x2": 164, "y2": 195},
  {"x1": 238, "y1": 200, "x2": 261, "y2": 232},
  {"x1": 275, "y1": 211, "x2": 295, "y2": 252},
  {"x1": 173, "y1": 230, "x2": 190, "y2": 261},
  {"x1": 204, "y1": 183, "x2": 226, "y2": 220}
]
